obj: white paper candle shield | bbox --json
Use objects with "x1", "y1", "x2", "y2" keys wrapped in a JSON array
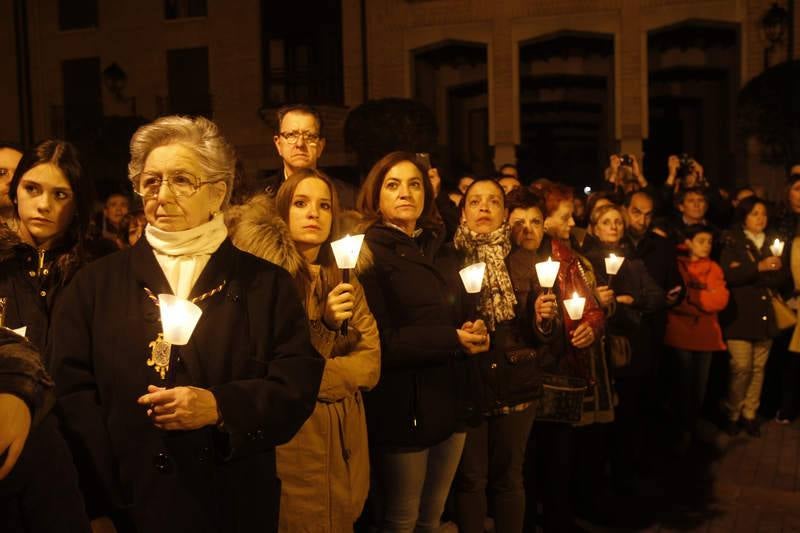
[
  {"x1": 331, "y1": 234, "x2": 365, "y2": 269},
  {"x1": 158, "y1": 294, "x2": 203, "y2": 346},
  {"x1": 563, "y1": 292, "x2": 586, "y2": 320},
  {"x1": 459, "y1": 262, "x2": 486, "y2": 293},
  {"x1": 770, "y1": 239, "x2": 784, "y2": 257},
  {"x1": 604, "y1": 253, "x2": 625, "y2": 276},
  {"x1": 535, "y1": 256, "x2": 560, "y2": 288}
]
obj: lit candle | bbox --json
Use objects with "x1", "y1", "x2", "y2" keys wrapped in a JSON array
[
  {"x1": 459, "y1": 262, "x2": 487, "y2": 294},
  {"x1": 535, "y1": 256, "x2": 560, "y2": 290},
  {"x1": 770, "y1": 238, "x2": 784, "y2": 257},
  {"x1": 331, "y1": 234, "x2": 365, "y2": 270},
  {"x1": 330, "y1": 234, "x2": 366, "y2": 335},
  {"x1": 605, "y1": 253, "x2": 625, "y2": 276},
  {"x1": 158, "y1": 294, "x2": 203, "y2": 346},
  {"x1": 563, "y1": 291, "x2": 586, "y2": 320}
]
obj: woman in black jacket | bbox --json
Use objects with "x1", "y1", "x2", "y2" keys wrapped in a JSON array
[
  {"x1": 50, "y1": 116, "x2": 323, "y2": 533},
  {"x1": 720, "y1": 196, "x2": 788, "y2": 436},
  {"x1": 452, "y1": 180, "x2": 559, "y2": 533},
  {"x1": 582, "y1": 204, "x2": 666, "y2": 376},
  {"x1": 356, "y1": 151, "x2": 489, "y2": 532},
  {"x1": 0, "y1": 140, "x2": 94, "y2": 350},
  {"x1": 0, "y1": 139, "x2": 94, "y2": 532},
  {"x1": 581, "y1": 203, "x2": 665, "y2": 489}
]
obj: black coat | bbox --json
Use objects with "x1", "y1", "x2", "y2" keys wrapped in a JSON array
[
  {"x1": 0, "y1": 231, "x2": 91, "y2": 533},
  {"x1": 582, "y1": 238, "x2": 666, "y2": 377},
  {"x1": 0, "y1": 229, "x2": 83, "y2": 352},
  {"x1": 625, "y1": 231, "x2": 683, "y2": 295},
  {"x1": 359, "y1": 223, "x2": 475, "y2": 449},
  {"x1": 49, "y1": 237, "x2": 324, "y2": 533},
  {"x1": 476, "y1": 246, "x2": 563, "y2": 410},
  {"x1": 624, "y1": 230, "x2": 684, "y2": 376},
  {"x1": 719, "y1": 229, "x2": 789, "y2": 340}
]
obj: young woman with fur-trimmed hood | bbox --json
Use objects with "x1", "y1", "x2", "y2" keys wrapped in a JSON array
[{"x1": 228, "y1": 169, "x2": 380, "y2": 532}]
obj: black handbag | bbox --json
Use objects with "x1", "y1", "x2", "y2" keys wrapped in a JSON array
[{"x1": 478, "y1": 346, "x2": 544, "y2": 411}]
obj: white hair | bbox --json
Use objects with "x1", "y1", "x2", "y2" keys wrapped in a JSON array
[{"x1": 128, "y1": 115, "x2": 237, "y2": 206}]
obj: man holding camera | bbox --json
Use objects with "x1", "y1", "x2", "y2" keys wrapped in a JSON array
[
  {"x1": 603, "y1": 154, "x2": 658, "y2": 200},
  {"x1": 661, "y1": 154, "x2": 730, "y2": 226}
]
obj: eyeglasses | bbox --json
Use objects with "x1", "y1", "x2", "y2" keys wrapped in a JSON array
[
  {"x1": 132, "y1": 172, "x2": 221, "y2": 199},
  {"x1": 278, "y1": 130, "x2": 321, "y2": 145}
]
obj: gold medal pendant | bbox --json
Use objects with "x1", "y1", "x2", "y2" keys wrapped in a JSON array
[{"x1": 147, "y1": 333, "x2": 172, "y2": 380}]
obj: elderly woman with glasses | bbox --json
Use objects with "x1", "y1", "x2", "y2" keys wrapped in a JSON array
[{"x1": 49, "y1": 116, "x2": 324, "y2": 533}]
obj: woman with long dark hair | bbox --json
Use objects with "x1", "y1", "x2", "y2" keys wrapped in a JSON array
[
  {"x1": 0, "y1": 140, "x2": 94, "y2": 348},
  {"x1": 0, "y1": 139, "x2": 94, "y2": 532}
]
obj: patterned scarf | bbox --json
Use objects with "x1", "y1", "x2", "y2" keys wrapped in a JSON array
[{"x1": 454, "y1": 223, "x2": 517, "y2": 331}]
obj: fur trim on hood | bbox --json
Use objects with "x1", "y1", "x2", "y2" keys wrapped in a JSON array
[{"x1": 226, "y1": 194, "x2": 372, "y2": 275}]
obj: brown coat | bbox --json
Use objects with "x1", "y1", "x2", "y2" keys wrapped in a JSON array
[{"x1": 228, "y1": 196, "x2": 380, "y2": 532}]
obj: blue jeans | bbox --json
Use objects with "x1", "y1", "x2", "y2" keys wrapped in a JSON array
[
  {"x1": 455, "y1": 404, "x2": 537, "y2": 533},
  {"x1": 374, "y1": 432, "x2": 466, "y2": 533},
  {"x1": 674, "y1": 349, "x2": 712, "y2": 433}
]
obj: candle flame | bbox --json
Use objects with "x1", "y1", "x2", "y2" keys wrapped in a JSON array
[{"x1": 572, "y1": 291, "x2": 579, "y2": 299}]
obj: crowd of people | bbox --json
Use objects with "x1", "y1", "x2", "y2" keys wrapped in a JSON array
[{"x1": 1, "y1": 103, "x2": 800, "y2": 533}]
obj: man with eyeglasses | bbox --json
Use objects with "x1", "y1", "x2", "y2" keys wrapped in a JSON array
[{"x1": 265, "y1": 104, "x2": 356, "y2": 208}]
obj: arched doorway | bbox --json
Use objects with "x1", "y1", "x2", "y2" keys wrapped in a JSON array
[
  {"x1": 413, "y1": 40, "x2": 490, "y2": 177},
  {"x1": 517, "y1": 31, "x2": 615, "y2": 188},
  {"x1": 645, "y1": 20, "x2": 740, "y2": 189}
]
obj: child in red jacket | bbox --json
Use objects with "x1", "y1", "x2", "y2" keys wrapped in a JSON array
[{"x1": 665, "y1": 225, "x2": 730, "y2": 445}]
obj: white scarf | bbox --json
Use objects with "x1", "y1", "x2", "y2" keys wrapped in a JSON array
[
  {"x1": 145, "y1": 213, "x2": 228, "y2": 299},
  {"x1": 744, "y1": 229, "x2": 765, "y2": 250}
]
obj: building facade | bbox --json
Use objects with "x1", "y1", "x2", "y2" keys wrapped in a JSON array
[{"x1": 0, "y1": 0, "x2": 797, "y2": 195}]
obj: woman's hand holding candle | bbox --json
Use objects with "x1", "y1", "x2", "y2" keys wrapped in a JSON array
[
  {"x1": 138, "y1": 385, "x2": 220, "y2": 430},
  {"x1": 535, "y1": 293, "x2": 558, "y2": 323},
  {"x1": 757, "y1": 256, "x2": 782, "y2": 272},
  {"x1": 461, "y1": 319, "x2": 488, "y2": 337},
  {"x1": 456, "y1": 328, "x2": 490, "y2": 355},
  {"x1": 322, "y1": 283, "x2": 355, "y2": 331},
  {"x1": 594, "y1": 285, "x2": 615, "y2": 308},
  {"x1": 571, "y1": 323, "x2": 596, "y2": 349}
]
